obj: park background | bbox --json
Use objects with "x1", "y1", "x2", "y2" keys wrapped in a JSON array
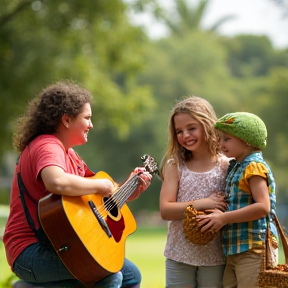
[{"x1": 0, "y1": 0, "x2": 288, "y2": 287}]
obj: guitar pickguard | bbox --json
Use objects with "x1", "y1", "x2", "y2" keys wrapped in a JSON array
[
  {"x1": 88, "y1": 199, "x2": 125, "y2": 242},
  {"x1": 106, "y1": 214, "x2": 125, "y2": 243}
]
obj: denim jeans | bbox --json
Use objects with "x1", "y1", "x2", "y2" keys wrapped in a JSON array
[{"x1": 13, "y1": 243, "x2": 141, "y2": 288}]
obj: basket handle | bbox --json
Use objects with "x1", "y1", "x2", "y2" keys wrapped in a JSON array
[{"x1": 272, "y1": 214, "x2": 288, "y2": 264}]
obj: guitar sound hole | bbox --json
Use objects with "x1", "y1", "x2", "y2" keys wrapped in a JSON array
[{"x1": 103, "y1": 197, "x2": 119, "y2": 218}]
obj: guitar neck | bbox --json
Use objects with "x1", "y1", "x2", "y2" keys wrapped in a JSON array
[{"x1": 113, "y1": 174, "x2": 140, "y2": 208}]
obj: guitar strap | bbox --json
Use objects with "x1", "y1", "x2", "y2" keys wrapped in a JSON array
[
  {"x1": 16, "y1": 149, "x2": 94, "y2": 248},
  {"x1": 17, "y1": 157, "x2": 52, "y2": 247}
]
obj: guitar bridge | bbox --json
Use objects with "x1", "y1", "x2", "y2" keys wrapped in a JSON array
[{"x1": 88, "y1": 200, "x2": 112, "y2": 238}]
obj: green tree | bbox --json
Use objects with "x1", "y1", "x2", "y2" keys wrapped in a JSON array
[
  {"x1": 160, "y1": 0, "x2": 235, "y2": 37},
  {"x1": 260, "y1": 68, "x2": 288, "y2": 203},
  {"x1": 138, "y1": 30, "x2": 238, "y2": 116},
  {"x1": 222, "y1": 35, "x2": 285, "y2": 77},
  {"x1": 0, "y1": 0, "x2": 156, "y2": 162}
]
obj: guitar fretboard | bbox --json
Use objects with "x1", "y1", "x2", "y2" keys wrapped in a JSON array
[{"x1": 113, "y1": 174, "x2": 140, "y2": 208}]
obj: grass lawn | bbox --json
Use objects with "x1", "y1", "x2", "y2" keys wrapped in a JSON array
[
  {"x1": 0, "y1": 241, "x2": 16, "y2": 285},
  {"x1": 126, "y1": 226, "x2": 167, "y2": 288}
]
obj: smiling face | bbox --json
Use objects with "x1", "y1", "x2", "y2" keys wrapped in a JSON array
[
  {"x1": 65, "y1": 102, "x2": 93, "y2": 147},
  {"x1": 174, "y1": 112, "x2": 207, "y2": 153}
]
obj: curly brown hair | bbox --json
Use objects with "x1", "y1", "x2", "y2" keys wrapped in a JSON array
[
  {"x1": 13, "y1": 80, "x2": 93, "y2": 152},
  {"x1": 161, "y1": 96, "x2": 221, "y2": 177}
]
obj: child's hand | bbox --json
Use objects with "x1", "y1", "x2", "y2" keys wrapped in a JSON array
[
  {"x1": 194, "y1": 191, "x2": 227, "y2": 211},
  {"x1": 196, "y1": 209, "x2": 226, "y2": 233},
  {"x1": 207, "y1": 190, "x2": 228, "y2": 211}
]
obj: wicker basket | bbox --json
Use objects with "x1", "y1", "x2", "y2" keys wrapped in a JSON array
[
  {"x1": 182, "y1": 204, "x2": 216, "y2": 245},
  {"x1": 258, "y1": 214, "x2": 288, "y2": 288}
]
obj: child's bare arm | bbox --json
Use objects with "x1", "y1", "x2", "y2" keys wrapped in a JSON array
[{"x1": 160, "y1": 162, "x2": 194, "y2": 221}]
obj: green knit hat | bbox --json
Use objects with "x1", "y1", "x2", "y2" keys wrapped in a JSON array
[{"x1": 215, "y1": 112, "x2": 267, "y2": 149}]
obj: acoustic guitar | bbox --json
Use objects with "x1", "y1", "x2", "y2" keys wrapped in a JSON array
[{"x1": 38, "y1": 154, "x2": 159, "y2": 285}]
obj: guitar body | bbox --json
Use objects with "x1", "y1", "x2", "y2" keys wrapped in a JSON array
[{"x1": 38, "y1": 171, "x2": 137, "y2": 285}]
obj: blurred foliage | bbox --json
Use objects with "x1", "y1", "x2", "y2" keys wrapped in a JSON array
[
  {"x1": 0, "y1": 0, "x2": 156, "y2": 156},
  {"x1": 158, "y1": 0, "x2": 236, "y2": 37},
  {"x1": 222, "y1": 35, "x2": 287, "y2": 77},
  {"x1": 1, "y1": 0, "x2": 288, "y2": 213}
]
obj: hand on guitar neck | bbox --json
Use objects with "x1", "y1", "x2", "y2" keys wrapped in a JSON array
[
  {"x1": 122, "y1": 154, "x2": 159, "y2": 201},
  {"x1": 127, "y1": 166, "x2": 153, "y2": 201}
]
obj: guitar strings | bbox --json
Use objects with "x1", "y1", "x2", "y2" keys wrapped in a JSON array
[
  {"x1": 100, "y1": 160, "x2": 158, "y2": 215},
  {"x1": 95, "y1": 158, "x2": 159, "y2": 218},
  {"x1": 96, "y1": 175, "x2": 140, "y2": 217},
  {"x1": 105, "y1": 176, "x2": 139, "y2": 211},
  {"x1": 97, "y1": 177, "x2": 139, "y2": 217},
  {"x1": 116, "y1": 177, "x2": 140, "y2": 207}
]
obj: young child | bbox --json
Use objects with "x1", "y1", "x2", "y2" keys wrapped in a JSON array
[
  {"x1": 197, "y1": 112, "x2": 277, "y2": 288},
  {"x1": 159, "y1": 96, "x2": 230, "y2": 288}
]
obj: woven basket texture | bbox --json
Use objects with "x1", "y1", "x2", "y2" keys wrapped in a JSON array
[
  {"x1": 258, "y1": 214, "x2": 288, "y2": 288},
  {"x1": 182, "y1": 204, "x2": 216, "y2": 245}
]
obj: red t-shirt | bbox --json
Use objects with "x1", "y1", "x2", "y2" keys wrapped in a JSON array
[{"x1": 3, "y1": 135, "x2": 94, "y2": 268}]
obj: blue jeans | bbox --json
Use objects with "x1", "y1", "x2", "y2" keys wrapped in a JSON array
[{"x1": 13, "y1": 243, "x2": 141, "y2": 288}]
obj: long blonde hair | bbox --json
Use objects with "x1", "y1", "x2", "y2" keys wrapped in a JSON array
[{"x1": 160, "y1": 96, "x2": 221, "y2": 178}]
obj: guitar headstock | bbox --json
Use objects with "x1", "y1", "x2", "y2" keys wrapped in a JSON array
[{"x1": 140, "y1": 154, "x2": 159, "y2": 177}]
